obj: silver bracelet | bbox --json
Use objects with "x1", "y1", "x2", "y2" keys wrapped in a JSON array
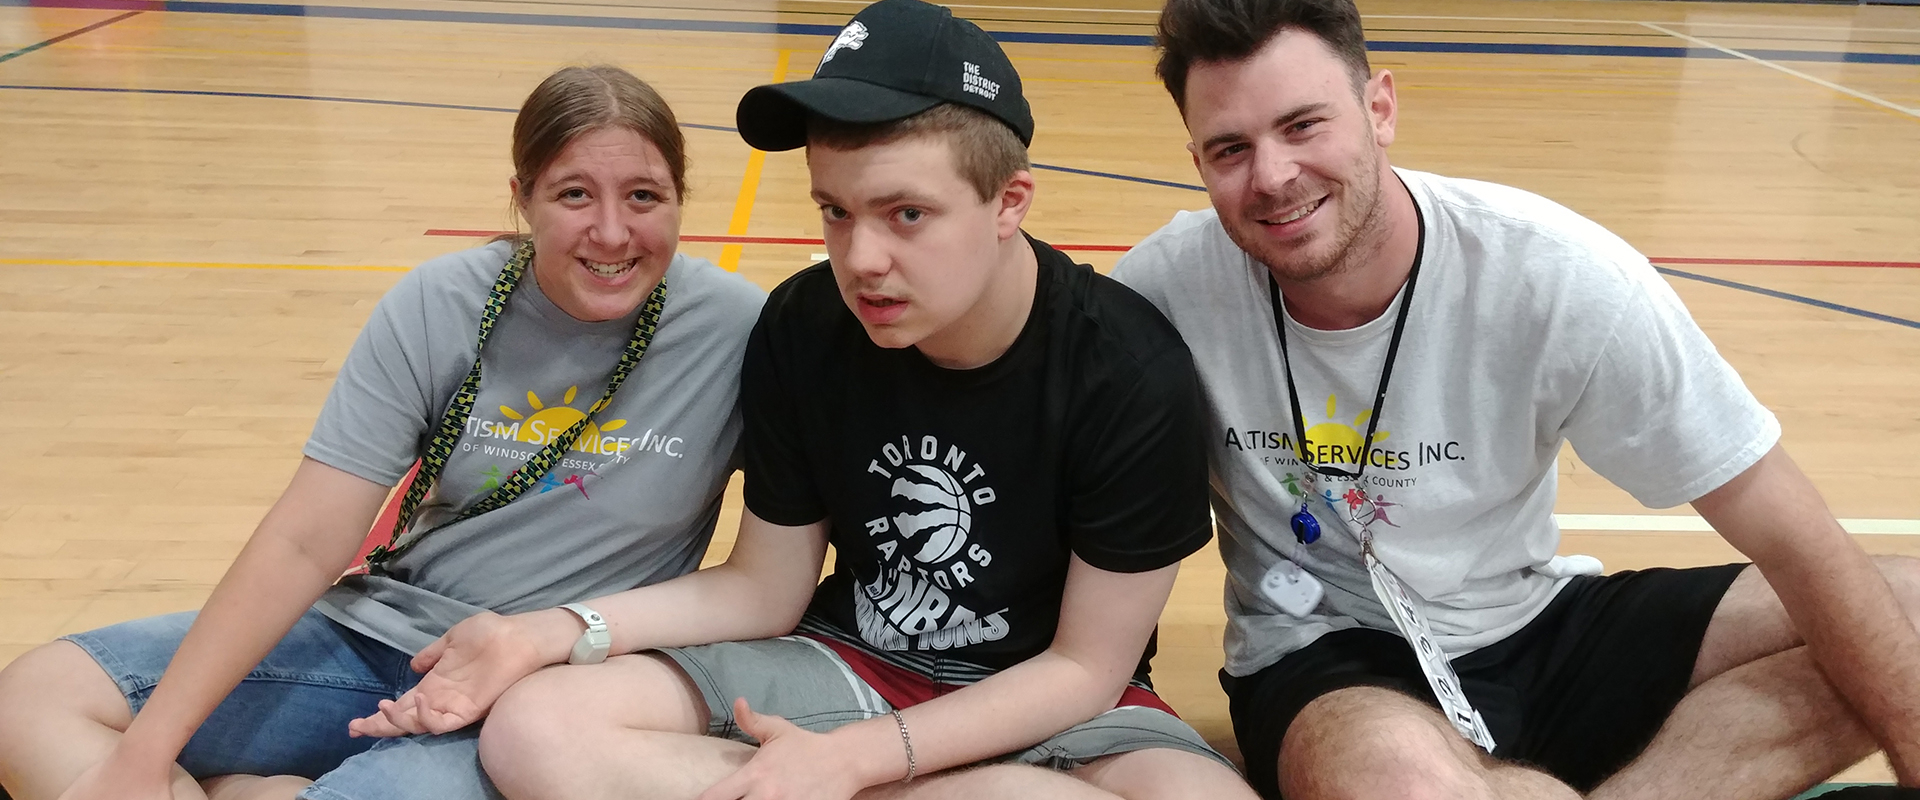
[{"x1": 889, "y1": 708, "x2": 916, "y2": 783}]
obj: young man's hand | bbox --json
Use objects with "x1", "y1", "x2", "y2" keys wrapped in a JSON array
[
  {"x1": 695, "y1": 698, "x2": 877, "y2": 800},
  {"x1": 347, "y1": 609, "x2": 571, "y2": 738}
]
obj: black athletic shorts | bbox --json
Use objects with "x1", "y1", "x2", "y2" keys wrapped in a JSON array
[{"x1": 1222, "y1": 563, "x2": 1747, "y2": 799}]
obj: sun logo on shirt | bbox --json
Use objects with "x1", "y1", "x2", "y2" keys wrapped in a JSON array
[
  {"x1": 499, "y1": 385, "x2": 627, "y2": 450},
  {"x1": 1303, "y1": 394, "x2": 1389, "y2": 467}
]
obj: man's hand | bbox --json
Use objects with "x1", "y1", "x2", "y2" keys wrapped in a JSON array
[
  {"x1": 347, "y1": 610, "x2": 566, "y2": 738},
  {"x1": 694, "y1": 699, "x2": 875, "y2": 800}
]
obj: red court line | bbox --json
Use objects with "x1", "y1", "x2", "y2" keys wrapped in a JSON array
[
  {"x1": 1650, "y1": 257, "x2": 1920, "y2": 270},
  {"x1": 424, "y1": 230, "x2": 1132, "y2": 253},
  {"x1": 423, "y1": 232, "x2": 1914, "y2": 265}
]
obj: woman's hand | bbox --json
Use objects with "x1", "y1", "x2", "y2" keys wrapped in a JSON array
[{"x1": 347, "y1": 610, "x2": 562, "y2": 737}]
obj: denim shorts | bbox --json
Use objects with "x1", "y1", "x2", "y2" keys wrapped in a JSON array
[{"x1": 63, "y1": 608, "x2": 501, "y2": 800}]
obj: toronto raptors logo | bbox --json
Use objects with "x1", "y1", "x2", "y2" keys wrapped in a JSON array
[
  {"x1": 892, "y1": 464, "x2": 974, "y2": 563},
  {"x1": 856, "y1": 433, "x2": 1005, "y2": 651},
  {"x1": 818, "y1": 21, "x2": 868, "y2": 71}
]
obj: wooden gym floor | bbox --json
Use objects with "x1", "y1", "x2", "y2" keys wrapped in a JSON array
[{"x1": 2, "y1": 0, "x2": 1919, "y2": 778}]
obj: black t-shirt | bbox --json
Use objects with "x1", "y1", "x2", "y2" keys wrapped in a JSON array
[{"x1": 742, "y1": 235, "x2": 1211, "y2": 679}]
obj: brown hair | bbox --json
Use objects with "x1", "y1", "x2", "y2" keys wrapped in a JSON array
[
  {"x1": 1155, "y1": 0, "x2": 1371, "y2": 113},
  {"x1": 512, "y1": 65, "x2": 688, "y2": 204},
  {"x1": 806, "y1": 103, "x2": 1029, "y2": 203}
]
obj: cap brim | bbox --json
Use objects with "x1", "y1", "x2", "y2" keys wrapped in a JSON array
[{"x1": 736, "y1": 77, "x2": 942, "y2": 152}]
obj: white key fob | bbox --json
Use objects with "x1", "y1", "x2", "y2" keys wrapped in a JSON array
[{"x1": 1259, "y1": 559, "x2": 1324, "y2": 618}]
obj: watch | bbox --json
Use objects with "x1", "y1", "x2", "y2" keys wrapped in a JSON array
[{"x1": 558, "y1": 603, "x2": 611, "y2": 665}]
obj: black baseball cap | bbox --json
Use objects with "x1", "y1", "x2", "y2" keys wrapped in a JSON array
[{"x1": 735, "y1": 0, "x2": 1034, "y2": 152}]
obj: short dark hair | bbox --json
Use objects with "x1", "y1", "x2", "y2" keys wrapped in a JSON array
[
  {"x1": 1155, "y1": 0, "x2": 1371, "y2": 113},
  {"x1": 807, "y1": 103, "x2": 1030, "y2": 203}
]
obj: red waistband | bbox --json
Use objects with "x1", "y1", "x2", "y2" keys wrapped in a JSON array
[{"x1": 801, "y1": 633, "x2": 1177, "y2": 717}]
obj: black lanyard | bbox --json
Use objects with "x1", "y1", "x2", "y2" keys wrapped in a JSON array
[
  {"x1": 363, "y1": 239, "x2": 668, "y2": 571},
  {"x1": 1268, "y1": 200, "x2": 1426, "y2": 486}
]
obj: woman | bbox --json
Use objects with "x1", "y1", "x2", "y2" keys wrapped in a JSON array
[{"x1": 0, "y1": 65, "x2": 764, "y2": 800}]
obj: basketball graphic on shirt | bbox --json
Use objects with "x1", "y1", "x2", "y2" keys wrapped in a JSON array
[{"x1": 890, "y1": 464, "x2": 971, "y2": 564}]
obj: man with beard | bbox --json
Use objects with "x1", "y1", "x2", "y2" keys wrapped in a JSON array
[{"x1": 1110, "y1": 1, "x2": 1920, "y2": 799}]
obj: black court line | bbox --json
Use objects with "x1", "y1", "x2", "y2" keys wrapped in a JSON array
[{"x1": 0, "y1": 10, "x2": 141, "y2": 64}]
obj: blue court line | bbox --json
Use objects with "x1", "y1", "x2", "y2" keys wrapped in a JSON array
[
  {"x1": 1656, "y1": 266, "x2": 1920, "y2": 330},
  {"x1": 0, "y1": 82, "x2": 519, "y2": 111},
  {"x1": 0, "y1": 83, "x2": 733, "y2": 131},
  {"x1": 0, "y1": 83, "x2": 1184, "y2": 188},
  {"x1": 0, "y1": 9, "x2": 139, "y2": 63},
  {"x1": 1025, "y1": 163, "x2": 1205, "y2": 193},
  {"x1": 3, "y1": 0, "x2": 1918, "y2": 65}
]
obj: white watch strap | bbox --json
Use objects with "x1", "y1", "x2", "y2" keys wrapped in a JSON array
[{"x1": 559, "y1": 602, "x2": 612, "y2": 665}]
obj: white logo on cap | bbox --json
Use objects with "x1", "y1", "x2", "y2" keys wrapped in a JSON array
[
  {"x1": 960, "y1": 61, "x2": 999, "y2": 100},
  {"x1": 818, "y1": 20, "x2": 869, "y2": 71}
]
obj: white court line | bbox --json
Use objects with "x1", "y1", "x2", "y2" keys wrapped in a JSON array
[
  {"x1": 1639, "y1": 22, "x2": 1920, "y2": 119},
  {"x1": 1556, "y1": 514, "x2": 1920, "y2": 535}
]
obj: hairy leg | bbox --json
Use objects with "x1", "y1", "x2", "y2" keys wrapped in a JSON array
[
  {"x1": 1277, "y1": 687, "x2": 1577, "y2": 800},
  {"x1": 1593, "y1": 557, "x2": 1920, "y2": 800}
]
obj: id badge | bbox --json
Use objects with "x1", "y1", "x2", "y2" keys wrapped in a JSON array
[{"x1": 1363, "y1": 540, "x2": 1497, "y2": 752}]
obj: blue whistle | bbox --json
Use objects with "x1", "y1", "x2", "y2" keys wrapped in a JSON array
[{"x1": 1290, "y1": 508, "x2": 1321, "y2": 545}]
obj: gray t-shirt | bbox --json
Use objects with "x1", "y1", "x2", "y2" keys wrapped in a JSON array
[
  {"x1": 303, "y1": 240, "x2": 765, "y2": 653},
  {"x1": 1113, "y1": 168, "x2": 1778, "y2": 677}
]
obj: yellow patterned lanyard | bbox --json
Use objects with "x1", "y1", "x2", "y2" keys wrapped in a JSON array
[{"x1": 364, "y1": 240, "x2": 668, "y2": 572}]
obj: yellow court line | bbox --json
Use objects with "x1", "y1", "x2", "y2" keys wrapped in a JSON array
[
  {"x1": 0, "y1": 258, "x2": 408, "y2": 272},
  {"x1": 718, "y1": 49, "x2": 792, "y2": 273}
]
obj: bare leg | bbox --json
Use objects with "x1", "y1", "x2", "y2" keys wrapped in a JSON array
[
  {"x1": 1590, "y1": 648, "x2": 1876, "y2": 800},
  {"x1": 482, "y1": 654, "x2": 1146, "y2": 800},
  {"x1": 0, "y1": 640, "x2": 208, "y2": 800},
  {"x1": 1593, "y1": 557, "x2": 1920, "y2": 800},
  {"x1": 200, "y1": 775, "x2": 312, "y2": 800},
  {"x1": 868, "y1": 764, "x2": 1124, "y2": 800},
  {"x1": 1276, "y1": 687, "x2": 1578, "y2": 800},
  {"x1": 479, "y1": 653, "x2": 748, "y2": 800},
  {"x1": 1072, "y1": 747, "x2": 1259, "y2": 800}
]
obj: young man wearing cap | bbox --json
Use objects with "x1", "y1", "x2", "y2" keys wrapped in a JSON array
[
  {"x1": 1109, "y1": 0, "x2": 1920, "y2": 799},
  {"x1": 339, "y1": 1, "x2": 1259, "y2": 798}
]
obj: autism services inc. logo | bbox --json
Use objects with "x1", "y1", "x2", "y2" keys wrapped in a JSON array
[
  {"x1": 461, "y1": 384, "x2": 685, "y2": 459},
  {"x1": 1222, "y1": 394, "x2": 1466, "y2": 483}
]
